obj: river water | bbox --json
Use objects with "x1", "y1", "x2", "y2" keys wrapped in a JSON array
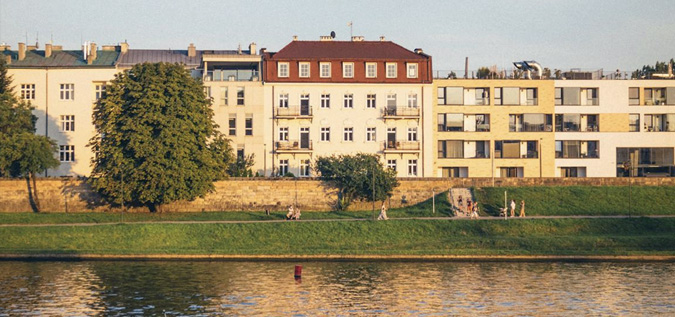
[{"x1": 0, "y1": 261, "x2": 673, "y2": 316}]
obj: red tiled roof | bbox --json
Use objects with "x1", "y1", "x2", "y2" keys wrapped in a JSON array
[{"x1": 269, "y1": 41, "x2": 428, "y2": 60}]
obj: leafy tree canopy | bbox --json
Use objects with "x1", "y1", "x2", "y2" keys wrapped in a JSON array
[
  {"x1": 632, "y1": 59, "x2": 675, "y2": 79},
  {"x1": 315, "y1": 153, "x2": 399, "y2": 210},
  {"x1": 89, "y1": 62, "x2": 235, "y2": 212}
]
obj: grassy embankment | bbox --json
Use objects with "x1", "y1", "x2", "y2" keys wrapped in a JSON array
[
  {"x1": 0, "y1": 218, "x2": 672, "y2": 256},
  {"x1": 474, "y1": 186, "x2": 675, "y2": 216}
]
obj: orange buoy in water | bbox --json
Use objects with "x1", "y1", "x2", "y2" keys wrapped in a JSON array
[{"x1": 294, "y1": 265, "x2": 302, "y2": 278}]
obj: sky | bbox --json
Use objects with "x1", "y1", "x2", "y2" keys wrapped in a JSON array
[{"x1": 1, "y1": 0, "x2": 674, "y2": 74}]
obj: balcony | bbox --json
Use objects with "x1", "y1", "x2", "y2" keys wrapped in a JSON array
[
  {"x1": 275, "y1": 106, "x2": 313, "y2": 119},
  {"x1": 383, "y1": 140, "x2": 420, "y2": 153},
  {"x1": 275, "y1": 140, "x2": 313, "y2": 153},
  {"x1": 382, "y1": 106, "x2": 420, "y2": 119},
  {"x1": 204, "y1": 70, "x2": 259, "y2": 82}
]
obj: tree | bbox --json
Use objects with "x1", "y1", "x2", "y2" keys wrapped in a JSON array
[
  {"x1": 0, "y1": 59, "x2": 59, "y2": 212},
  {"x1": 227, "y1": 154, "x2": 255, "y2": 177},
  {"x1": 89, "y1": 62, "x2": 235, "y2": 212},
  {"x1": 632, "y1": 59, "x2": 674, "y2": 79},
  {"x1": 315, "y1": 153, "x2": 399, "y2": 210}
]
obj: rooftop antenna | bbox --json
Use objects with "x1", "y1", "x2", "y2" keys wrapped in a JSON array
[
  {"x1": 348, "y1": 21, "x2": 353, "y2": 39},
  {"x1": 35, "y1": 32, "x2": 39, "y2": 48}
]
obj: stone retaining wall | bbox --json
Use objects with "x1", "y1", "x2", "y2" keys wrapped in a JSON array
[{"x1": 0, "y1": 177, "x2": 673, "y2": 213}]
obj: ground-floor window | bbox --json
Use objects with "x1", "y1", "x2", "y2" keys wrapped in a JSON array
[
  {"x1": 59, "y1": 145, "x2": 75, "y2": 162},
  {"x1": 499, "y1": 167, "x2": 522, "y2": 178},
  {"x1": 560, "y1": 167, "x2": 586, "y2": 177},
  {"x1": 300, "y1": 159, "x2": 311, "y2": 177},
  {"x1": 442, "y1": 167, "x2": 467, "y2": 178},
  {"x1": 407, "y1": 159, "x2": 418, "y2": 176},
  {"x1": 278, "y1": 159, "x2": 289, "y2": 176},
  {"x1": 387, "y1": 159, "x2": 397, "y2": 172}
]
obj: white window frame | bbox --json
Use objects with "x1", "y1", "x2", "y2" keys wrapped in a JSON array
[
  {"x1": 237, "y1": 87, "x2": 245, "y2": 105},
  {"x1": 59, "y1": 145, "x2": 75, "y2": 162},
  {"x1": 220, "y1": 87, "x2": 228, "y2": 106},
  {"x1": 343, "y1": 127, "x2": 354, "y2": 142},
  {"x1": 367, "y1": 94, "x2": 376, "y2": 108},
  {"x1": 407, "y1": 63, "x2": 418, "y2": 78},
  {"x1": 320, "y1": 127, "x2": 331, "y2": 142},
  {"x1": 407, "y1": 159, "x2": 418, "y2": 176},
  {"x1": 387, "y1": 159, "x2": 397, "y2": 171},
  {"x1": 245, "y1": 115, "x2": 253, "y2": 136},
  {"x1": 320, "y1": 62, "x2": 331, "y2": 78},
  {"x1": 21, "y1": 84, "x2": 35, "y2": 100},
  {"x1": 228, "y1": 115, "x2": 237, "y2": 136},
  {"x1": 407, "y1": 94, "x2": 418, "y2": 108},
  {"x1": 278, "y1": 62, "x2": 289, "y2": 78},
  {"x1": 279, "y1": 93, "x2": 289, "y2": 108},
  {"x1": 299, "y1": 62, "x2": 310, "y2": 78},
  {"x1": 60, "y1": 83, "x2": 74, "y2": 100},
  {"x1": 60, "y1": 115, "x2": 75, "y2": 132},
  {"x1": 343, "y1": 62, "x2": 354, "y2": 78},
  {"x1": 366, "y1": 127, "x2": 376, "y2": 142},
  {"x1": 279, "y1": 159, "x2": 289, "y2": 176},
  {"x1": 300, "y1": 159, "x2": 310, "y2": 177},
  {"x1": 407, "y1": 127, "x2": 418, "y2": 141},
  {"x1": 279, "y1": 127, "x2": 289, "y2": 141},
  {"x1": 94, "y1": 83, "x2": 106, "y2": 100},
  {"x1": 344, "y1": 94, "x2": 354, "y2": 108},
  {"x1": 321, "y1": 94, "x2": 330, "y2": 108},
  {"x1": 386, "y1": 63, "x2": 397, "y2": 78},
  {"x1": 366, "y1": 63, "x2": 377, "y2": 78}
]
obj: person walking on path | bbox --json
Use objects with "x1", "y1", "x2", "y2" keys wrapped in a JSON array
[
  {"x1": 471, "y1": 202, "x2": 480, "y2": 219},
  {"x1": 519, "y1": 200, "x2": 526, "y2": 217},
  {"x1": 510, "y1": 199, "x2": 516, "y2": 218},
  {"x1": 377, "y1": 202, "x2": 389, "y2": 220},
  {"x1": 467, "y1": 200, "x2": 473, "y2": 217},
  {"x1": 458, "y1": 195, "x2": 464, "y2": 215}
]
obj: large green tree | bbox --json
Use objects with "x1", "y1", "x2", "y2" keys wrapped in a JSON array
[
  {"x1": 0, "y1": 59, "x2": 60, "y2": 212},
  {"x1": 89, "y1": 62, "x2": 234, "y2": 212},
  {"x1": 315, "y1": 153, "x2": 399, "y2": 210}
]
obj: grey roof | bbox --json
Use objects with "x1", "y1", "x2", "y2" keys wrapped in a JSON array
[
  {"x1": 2, "y1": 50, "x2": 119, "y2": 68},
  {"x1": 116, "y1": 49, "x2": 204, "y2": 68}
]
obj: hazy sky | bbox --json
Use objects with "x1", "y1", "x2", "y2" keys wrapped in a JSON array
[{"x1": 1, "y1": 0, "x2": 674, "y2": 73}]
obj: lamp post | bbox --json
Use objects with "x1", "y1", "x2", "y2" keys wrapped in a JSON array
[
  {"x1": 539, "y1": 138, "x2": 543, "y2": 178},
  {"x1": 263, "y1": 143, "x2": 267, "y2": 177}
]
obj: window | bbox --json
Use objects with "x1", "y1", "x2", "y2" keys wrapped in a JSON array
[
  {"x1": 278, "y1": 62, "x2": 289, "y2": 78},
  {"x1": 644, "y1": 88, "x2": 675, "y2": 105},
  {"x1": 644, "y1": 114, "x2": 675, "y2": 132},
  {"x1": 20, "y1": 84, "x2": 35, "y2": 100},
  {"x1": 94, "y1": 83, "x2": 106, "y2": 100},
  {"x1": 500, "y1": 167, "x2": 522, "y2": 178},
  {"x1": 555, "y1": 87, "x2": 598, "y2": 106},
  {"x1": 367, "y1": 94, "x2": 376, "y2": 108},
  {"x1": 510, "y1": 114, "x2": 553, "y2": 132},
  {"x1": 495, "y1": 87, "x2": 520, "y2": 105},
  {"x1": 386, "y1": 94, "x2": 397, "y2": 110},
  {"x1": 343, "y1": 127, "x2": 353, "y2": 141},
  {"x1": 407, "y1": 127, "x2": 418, "y2": 141},
  {"x1": 279, "y1": 160, "x2": 289, "y2": 176},
  {"x1": 320, "y1": 127, "x2": 330, "y2": 141},
  {"x1": 220, "y1": 87, "x2": 228, "y2": 106},
  {"x1": 437, "y1": 113, "x2": 464, "y2": 132},
  {"x1": 386, "y1": 63, "x2": 397, "y2": 78},
  {"x1": 586, "y1": 114, "x2": 599, "y2": 132},
  {"x1": 387, "y1": 159, "x2": 397, "y2": 171},
  {"x1": 59, "y1": 145, "x2": 75, "y2": 162},
  {"x1": 629, "y1": 114, "x2": 640, "y2": 132},
  {"x1": 616, "y1": 148, "x2": 675, "y2": 177},
  {"x1": 560, "y1": 167, "x2": 586, "y2": 178},
  {"x1": 407, "y1": 94, "x2": 418, "y2": 108},
  {"x1": 407, "y1": 159, "x2": 418, "y2": 176},
  {"x1": 555, "y1": 114, "x2": 581, "y2": 132},
  {"x1": 629, "y1": 87, "x2": 640, "y2": 105},
  {"x1": 299, "y1": 62, "x2": 310, "y2": 78},
  {"x1": 525, "y1": 88, "x2": 538, "y2": 105},
  {"x1": 495, "y1": 140, "x2": 520, "y2": 158},
  {"x1": 60, "y1": 115, "x2": 75, "y2": 132},
  {"x1": 279, "y1": 127, "x2": 289, "y2": 141},
  {"x1": 438, "y1": 140, "x2": 464, "y2": 158},
  {"x1": 407, "y1": 63, "x2": 418, "y2": 78},
  {"x1": 300, "y1": 160, "x2": 311, "y2": 177},
  {"x1": 343, "y1": 62, "x2": 354, "y2": 78},
  {"x1": 475, "y1": 114, "x2": 490, "y2": 132},
  {"x1": 366, "y1": 127, "x2": 376, "y2": 142},
  {"x1": 237, "y1": 87, "x2": 245, "y2": 105},
  {"x1": 473, "y1": 88, "x2": 489, "y2": 105},
  {"x1": 320, "y1": 62, "x2": 331, "y2": 78},
  {"x1": 320, "y1": 94, "x2": 330, "y2": 108},
  {"x1": 366, "y1": 63, "x2": 377, "y2": 78},
  {"x1": 228, "y1": 115, "x2": 236, "y2": 136},
  {"x1": 204, "y1": 86, "x2": 211, "y2": 100},
  {"x1": 555, "y1": 141, "x2": 599, "y2": 158},
  {"x1": 279, "y1": 94, "x2": 289, "y2": 108},
  {"x1": 245, "y1": 115, "x2": 253, "y2": 136},
  {"x1": 442, "y1": 167, "x2": 467, "y2": 178},
  {"x1": 343, "y1": 94, "x2": 353, "y2": 108},
  {"x1": 437, "y1": 87, "x2": 463, "y2": 105},
  {"x1": 60, "y1": 84, "x2": 74, "y2": 100}
]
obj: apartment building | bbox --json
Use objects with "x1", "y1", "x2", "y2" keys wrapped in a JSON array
[
  {"x1": 554, "y1": 80, "x2": 675, "y2": 177},
  {"x1": 262, "y1": 36, "x2": 433, "y2": 177}
]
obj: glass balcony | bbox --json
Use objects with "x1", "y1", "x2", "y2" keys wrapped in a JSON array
[{"x1": 204, "y1": 70, "x2": 259, "y2": 82}]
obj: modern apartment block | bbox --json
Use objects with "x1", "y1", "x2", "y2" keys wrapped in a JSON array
[
  {"x1": 262, "y1": 36, "x2": 433, "y2": 177},
  {"x1": 433, "y1": 79, "x2": 556, "y2": 178}
]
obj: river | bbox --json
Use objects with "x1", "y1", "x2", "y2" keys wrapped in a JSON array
[{"x1": 0, "y1": 261, "x2": 673, "y2": 315}]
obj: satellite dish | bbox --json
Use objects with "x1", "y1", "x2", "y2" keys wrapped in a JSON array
[{"x1": 330, "y1": 31, "x2": 336, "y2": 38}]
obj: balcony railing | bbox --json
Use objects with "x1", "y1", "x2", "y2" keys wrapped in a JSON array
[
  {"x1": 276, "y1": 140, "x2": 313, "y2": 151},
  {"x1": 510, "y1": 124, "x2": 553, "y2": 132},
  {"x1": 275, "y1": 106, "x2": 313, "y2": 118},
  {"x1": 383, "y1": 140, "x2": 420, "y2": 151},
  {"x1": 204, "y1": 70, "x2": 259, "y2": 82},
  {"x1": 382, "y1": 106, "x2": 420, "y2": 118}
]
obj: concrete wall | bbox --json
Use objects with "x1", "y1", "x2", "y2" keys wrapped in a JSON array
[{"x1": 1, "y1": 178, "x2": 673, "y2": 213}]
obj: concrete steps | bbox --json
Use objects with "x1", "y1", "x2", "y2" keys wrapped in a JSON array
[{"x1": 448, "y1": 188, "x2": 474, "y2": 217}]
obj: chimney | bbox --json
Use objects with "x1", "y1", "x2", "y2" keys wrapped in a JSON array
[
  {"x1": 379, "y1": 36, "x2": 386, "y2": 41},
  {"x1": 18, "y1": 42, "x2": 26, "y2": 61},
  {"x1": 119, "y1": 42, "x2": 129, "y2": 54},
  {"x1": 259, "y1": 47, "x2": 267, "y2": 55},
  {"x1": 45, "y1": 43, "x2": 52, "y2": 58},
  {"x1": 293, "y1": 35, "x2": 298, "y2": 41},
  {"x1": 351, "y1": 36, "x2": 364, "y2": 42},
  {"x1": 414, "y1": 48, "x2": 423, "y2": 54},
  {"x1": 249, "y1": 42, "x2": 256, "y2": 55},
  {"x1": 188, "y1": 43, "x2": 196, "y2": 57},
  {"x1": 87, "y1": 42, "x2": 97, "y2": 64},
  {"x1": 319, "y1": 35, "x2": 333, "y2": 41}
]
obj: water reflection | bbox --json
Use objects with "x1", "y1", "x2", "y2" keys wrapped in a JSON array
[{"x1": 0, "y1": 261, "x2": 673, "y2": 315}]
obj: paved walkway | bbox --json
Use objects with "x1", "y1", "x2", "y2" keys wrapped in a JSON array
[{"x1": 1, "y1": 215, "x2": 673, "y2": 228}]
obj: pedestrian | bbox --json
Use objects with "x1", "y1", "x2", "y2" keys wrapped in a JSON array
[
  {"x1": 292, "y1": 205, "x2": 301, "y2": 220},
  {"x1": 471, "y1": 202, "x2": 479, "y2": 219},
  {"x1": 510, "y1": 199, "x2": 516, "y2": 218},
  {"x1": 466, "y1": 200, "x2": 473, "y2": 217},
  {"x1": 458, "y1": 195, "x2": 464, "y2": 214},
  {"x1": 286, "y1": 205, "x2": 294, "y2": 220},
  {"x1": 377, "y1": 202, "x2": 389, "y2": 220},
  {"x1": 519, "y1": 200, "x2": 526, "y2": 217}
]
